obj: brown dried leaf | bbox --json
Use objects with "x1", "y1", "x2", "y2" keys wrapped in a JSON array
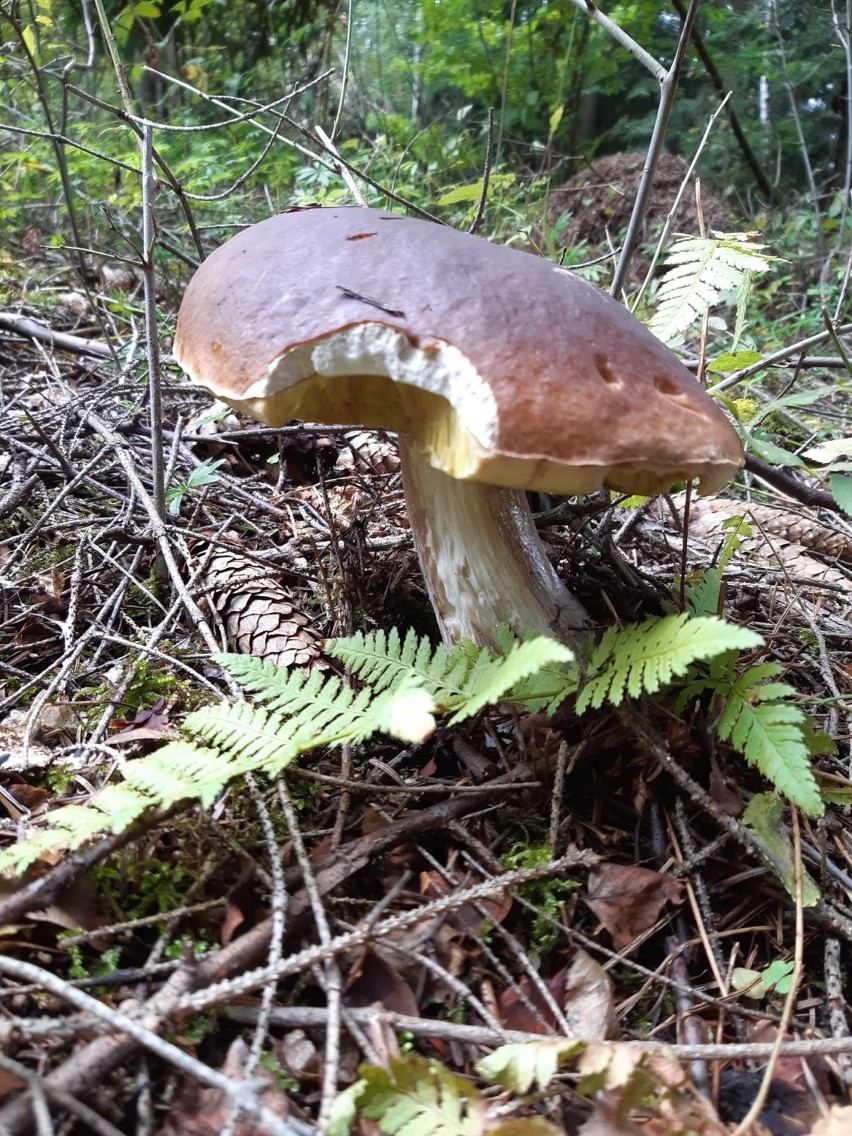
[
  {"x1": 498, "y1": 952, "x2": 614, "y2": 1038},
  {"x1": 420, "y1": 869, "x2": 512, "y2": 935},
  {"x1": 346, "y1": 945, "x2": 419, "y2": 1017},
  {"x1": 561, "y1": 949, "x2": 616, "y2": 1040},
  {"x1": 220, "y1": 859, "x2": 267, "y2": 946},
  {"x1": 585, "y1": 863, "x2": 683, "y2": 951},
  {"x1": 577, "y1": 1045, "x2": 727, "y2": 1136},
  {"x1": 810, "y1": 1106, "x2": 852, "y2": 1136},
  {"x1": 270, "y1": 1030, "x2": 319, "y2": 1082},
  {"x1": 155, "y1": 1037, "x2": 301, "y2": 1136}
]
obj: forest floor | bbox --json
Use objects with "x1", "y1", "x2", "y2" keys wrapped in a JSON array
[{"x1": 1, "y1": 254, "x2": 852, "y2": 1135}]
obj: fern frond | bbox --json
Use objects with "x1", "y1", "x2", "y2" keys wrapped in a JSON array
[
  {"x1": 476, "y1": 1038, "x2": 583, "y2": 1093},
  {"x1": 325, "y1": 630, "x2": 572, "y2": 719},
  {"x1": 447, "y1": 637, "x2": 572, "y2": 723},
  {"x1": 358, "y1": 1056, "x2": 484, "y2": 1135},
  {"x1": 0, "y1": 785, "x2": 153, "y2": 874},
  {"x1": 651, "y1": 233, "x2": 776, "y2": 343},
  {"x1": 325, "y1": 629, "x2": 472, "y2": 708},
  {"x1": 122, "y1": 741, "x2": 239, "y2": 807},
  {"x1": 714, "y1": 670, "x2": 822, "y2": 815},
  {"x1": 577, "y1": 614, "x2": 762, "y2": 712}
]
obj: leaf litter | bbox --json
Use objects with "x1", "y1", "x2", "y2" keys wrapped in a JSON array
[{"x1": 0, "y1": 262, "x2": 850, "y2": 1135}]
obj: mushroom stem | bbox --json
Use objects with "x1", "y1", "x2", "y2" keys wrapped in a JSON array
[{"x1": 398, "y1": 434, "x2": 589, "y2": 646}]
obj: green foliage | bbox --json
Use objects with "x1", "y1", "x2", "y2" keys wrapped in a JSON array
[
  {"x1": 165, "y1": 457, "x2": 226, "y2": 515},
  {"x1": 0, "y1": 612, "x2": 827, "y2": 873},
  {"x1": 732, "y1": 957, "x2": 795, "y2": 999},
  {"x1": 326, "y1": 628, "x2": 572, "y2": 724},
  {"x1": 338, "y1": 1056, "x2": 484, "y2": 1136},
  {"x1": 476, "y1": 1038, "x2": 583, "y2": 1093},
  {"x1": 650, "y1": 233, "x2": 778, "y2": 344},
  {"x1": 64, "y1": 943, "x2": 122, "y2": 983},
  {"x1": 679, "y1": 664, "x2": 823, "y2": 816},
  {"x1": 741, "y1": 792, "x2": 821, "y2": 905},
  {"x1": 681, "y1": 515, "x2": 753, "y2": 618},
  {"x1": 500, "y1": 844, "x2": 579, "y2": 954},
  {"x1": 577, "y1": 614, "x2": 761, "y2": 712},
  {"x1": 802, "y1": 436, "x2": 852, "y2": 518}
]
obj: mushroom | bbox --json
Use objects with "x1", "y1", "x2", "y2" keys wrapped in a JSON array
[{"x1": 173, "y1": 206, "x2": 742, "y2": 645}]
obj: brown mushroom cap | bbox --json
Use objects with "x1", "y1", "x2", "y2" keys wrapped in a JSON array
[{"x1": 174, "y1": 206, "x2": 743, "y2": 496}]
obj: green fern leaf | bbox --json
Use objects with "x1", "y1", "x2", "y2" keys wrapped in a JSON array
[
  {"x1": 89, "y1": 784, "x2": 150, "y2": 831},
  {"x1": 325, "y1": 629, "x2": 472, "y2": 708},
  {"x1": 476, "y1": 1038, "x2": 583, "y2": 1093},
  {"x1": 715, "y1": 673, "x2": 822, "y2": 815},
  {"x1": 448, "y1": 637, "x2": 572, "y2": 723},
  {"x1": 326, "y1": 630, "x2": 572, "y2": 720},
  {"x1": 577, "y1": 615, "x2": 762, "y2": 712},
  {"x1": 122, "y1": 742, "x2": 238, "y2": 807},
  {"x1": 651, "y1": 233, "x2": 776, "y2": 343},
  {"x1": 359, "y1": 1056, "x2": 484, "y2": 1135}
]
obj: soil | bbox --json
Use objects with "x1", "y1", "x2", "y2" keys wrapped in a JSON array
[{"x1": 546, "y1": 151, "x2": 730, "y2": 249}]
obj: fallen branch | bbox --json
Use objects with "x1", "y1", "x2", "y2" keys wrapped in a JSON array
[{"x1": 0, "y1": 312, "x2": 113, "y2": 359}]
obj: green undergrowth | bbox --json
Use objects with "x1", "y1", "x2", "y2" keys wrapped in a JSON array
[{"x1": 0, "y1": 606, "x2": 831, "y2": 876}]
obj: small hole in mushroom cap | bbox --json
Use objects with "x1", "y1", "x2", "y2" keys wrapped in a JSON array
[
  {"x1": 595, "y1": 354, "x2": 621, "y2": 386},
  {"x1": 654, "y1": 373, "x2": 687, "y2": 398}
]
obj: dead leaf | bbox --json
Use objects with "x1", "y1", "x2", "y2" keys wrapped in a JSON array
[
  {"x1": 497, "y1": 952, "x2": 615, "y2": 1040},
  {"x1": 561, "y1": 949, "x2": 616, "y2": 1040},
  {"x1": 31, "y1": 567, "x2": 67, "y2": 616},
  {"x1": 220, "y1": 859, "x2": 267, "y2": 946},
  {"x1": 155, "y1": 1037, "x2": 303, "y2": 1136},
  {"x1": 346, "y1": 946, "x2": 419, "y2": 1017},
  {"x1": 811, "y1": 1106, "x2": 852, "y2": 1136},
  {"x1": 0, "y1": 719, "x2": 53, "y2": 771},
  {"x1": 585, "y1": 863, "x2": 683, "y2": 951},
  {"x1": 420, "y1": 868, "x2": 512, "y2": 935},
  {"x1": 270, "y1": 1030, "x2": 319, "y2": 1082},
  {"x1": 577, "y1": 1045, "x2": 727, "y2": 1136},
  {"x1": 110, "y1": 699, "x2": 175, "y2": 743}
]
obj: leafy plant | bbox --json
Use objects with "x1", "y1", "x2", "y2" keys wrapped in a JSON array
[
  {"x1": 165, "y1": 457, "x2": 227, "y2": 515},
  {"x1": 0, "y1": 613, "x2": 827, "y2": 875},
  {"x1": 650, "y1": 232, "x2": 778, "y2": 344},
  {"x1": 330, "y1": 1042, "x2": 721, "y2": 1135},
  {"x1": 731, "y1": 957, "x2": 795, "y2": 999},
  {"x1": 803, "y1": 435, "x2": 852, "y2": 518}
]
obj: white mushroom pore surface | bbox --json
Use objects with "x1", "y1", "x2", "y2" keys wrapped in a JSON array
[{"x1": 173, "y1": 206, "x2": 744, "y2": 646}]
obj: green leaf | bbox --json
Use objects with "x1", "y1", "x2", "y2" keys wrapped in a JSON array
[
  {"x1": 436, "y1": 174, "x2": 514, "y2": 207},
  {"x1": 548, "y1": 105, "x2": 564, "y2": 135},
  {"x1": 707, "y1": 349, "x2": 763, "y2": 374},
  {"x1": 745, "y1": 434, "x2": 805, "y2": 467},
  {"x1": 742, "y1": 793, "x2": 821, "y2": 904},
  {"x1": 133, "y1": 0, "x2": 161, "y2": 15},
  {"x1": 576, "y1": 615, "x2": 762, "y2": 712},
  {"x1": 358, "y1": 1056, "x2": 483, "y2": 1135},
  {"x1": 829, "y1": 474, "x2": 852, "y2": 516},
  {"x1": 715, "y1": 671, "x2": 823, "y2": 815},
  {"x1": 476, "y1": 1038, "x2": 582, "y2": 1093},
  {"x1": 650, "y1": 233, "x2": 777, "y2": 342},
  {"x1": 328, "y1": 1080, "x2": 366, "y2": 1136},
  {"x1": 803, "y1": 437, "x2": 852, "y2": 464}
]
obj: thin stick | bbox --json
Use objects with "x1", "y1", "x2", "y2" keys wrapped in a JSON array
[
  {"x1": 140, "y1": 124, "x2": 166, "y2": 526},
  {"x1": 730, "y1": 809, "x2": 806, "y2": 1136},
  {"x1": 610, "y1": 0, "x2": 701, "y2": 298}
]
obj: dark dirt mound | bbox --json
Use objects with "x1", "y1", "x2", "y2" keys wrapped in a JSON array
[{"x1": 546, "y1": 151, "x2": 730, "y2": 247}]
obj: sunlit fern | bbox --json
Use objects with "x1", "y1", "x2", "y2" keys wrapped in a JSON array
[{"x1": 650, "y1": 231, "x2": 777, "y2": 344}]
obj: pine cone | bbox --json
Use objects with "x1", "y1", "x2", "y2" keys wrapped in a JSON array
[{"x1": 192, "y1": 539, "x2": 323, "y2": 667}]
